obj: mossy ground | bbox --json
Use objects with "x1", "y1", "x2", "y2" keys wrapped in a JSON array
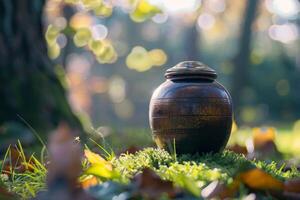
[{"x1": 1, "y1": 146, "x2": 299, "y2": 199}]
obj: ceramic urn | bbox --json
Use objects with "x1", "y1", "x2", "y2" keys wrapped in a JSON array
[{"x1": 149, "y1": 61, "x2": 233, "y2": 154}]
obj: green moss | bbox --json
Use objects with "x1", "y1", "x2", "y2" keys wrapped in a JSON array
[{"x1": 113, "y1": 148, "x2": 300, "y2": 186}]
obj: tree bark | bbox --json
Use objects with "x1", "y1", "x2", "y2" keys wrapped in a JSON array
[
  {"x1": 231, "y1": 0, "x2": 259, "y2": 111},
  {"x1": 0, "y1": 0, "x2": 84, "y2": 138},
  {"x1": 184, "y1": 24, "x2": 201, "y2": 60}
]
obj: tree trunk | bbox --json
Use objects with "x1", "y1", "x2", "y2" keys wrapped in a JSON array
[
  {"x1": 0, "y1": 0, "x2": 84, "y2": 139},
  {"x1": 184, "y1": 24, "x2": 201, "y2": 60},
  {"x1": 231, "y1": 0, "x2": 259, "y2": 112}
]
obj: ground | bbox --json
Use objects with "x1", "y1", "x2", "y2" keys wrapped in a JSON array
[{"x1": 1, "y1": 126, "x2": 300, "y2": 199}]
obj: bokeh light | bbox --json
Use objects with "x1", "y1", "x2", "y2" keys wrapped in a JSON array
[
  {"x1": 276, "y1": 79, "x2": 290, "y2": 96},
  {"x1": 150, "y1": 0, "x2": 201, "y2": 14},
  {"x1": 126, "y1": 46, "x2": 167, "y2": 72},
  {"x1": 108, "y1": 76, "x2": 126, "y2": 103},
  {"x1": 268, "y1": 24, "x2": 298, "y2": 44},
  {"x1": 197, "y1": 13, "x2": 216, "y2": 30},
  {"x1": 266, "y1": 0, "x2": 300, "y2": 18},
  {"x1": 208, "y1": 0, "x2": 226, "y2": 13},
  {"x1": 91, "y1": 24, "x2": 108, "y2": 40},
  {"x1": 70, "y1": 13, "x2": 93, "y2": 29},
  {"x1": 114, "y1": 99, "x2": 134, "y2": 119}
]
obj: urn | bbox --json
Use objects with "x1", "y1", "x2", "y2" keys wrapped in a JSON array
[{"x1": 149, "y1": 61, "x2": 233, "y2": 154}]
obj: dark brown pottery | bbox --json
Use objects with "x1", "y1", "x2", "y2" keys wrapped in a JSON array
[{"x1": 149, "y1": 61, "x2": 233, "y2": 154}]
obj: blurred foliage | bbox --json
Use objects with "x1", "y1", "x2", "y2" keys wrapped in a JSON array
[
  {"x1": 43, "y1": 0, "x2": 300, "y2": 127},
  {"x1": 129, "y1": 0, "x2": 161, "y2": 22},
  {"x1": 45, "y1": 0, "x2": 161, "y2": 64},
  {"x1": 126, "y1": 46, "x2": 167, "y2": 71}
]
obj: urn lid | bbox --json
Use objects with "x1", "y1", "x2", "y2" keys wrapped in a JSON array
[{"x1": 165, "y1": 61, "x2": 217, "y2": 81}]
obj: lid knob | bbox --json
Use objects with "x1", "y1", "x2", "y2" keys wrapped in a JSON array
[{"x1": 165, "y1": 61, "x2": 217, "y2": 81}]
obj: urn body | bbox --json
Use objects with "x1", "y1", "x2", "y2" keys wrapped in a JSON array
[{"x1": 149, "y1": 61, "x2": 233, "y2": 154}]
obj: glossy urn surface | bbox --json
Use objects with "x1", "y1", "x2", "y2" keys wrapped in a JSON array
[{"x1": 149, "y1": 61, "x2": 233, "y2": 154}]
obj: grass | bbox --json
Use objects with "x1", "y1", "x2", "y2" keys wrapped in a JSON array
[{"x1": 0, "y1": 142, "x2": 47, "y2": 199}]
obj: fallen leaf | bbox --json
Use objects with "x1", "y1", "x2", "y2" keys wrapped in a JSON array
[
  {"x1": 2, "y1": 145, "x2": 34, "y2": 175},
  {"x1": 133, "y1": 168, "x2": 180, "y2": 200},
  {"x1": 227, "y1": 144, "x2": 248, "y2": 155},
  {"x1": 282, "y1": 191, "x2": 300, "y2": 200},
  {"x1": 284, "y1": 178, "x2": 300, "y2": 193},
  {"x1": 201, "y1": 180, "x2": 240, "y2": 199},
  {"x1": 238, "y1": 168, "x2": 283, "y2": 191},
  {"x1": 0, "y1": 178, "x2": 15, "y2": 200},
  {"x1": 84, "y1": 149, "x2": 114, "y2": 179},
  {"x1": 0, "y1": 186, "x2": 15, "y2": 200},
  {"x1": 219, "y1": 179, "x2": 241, "y2": 199},
  {"x1": 246, "y1": 139, "x2": 281, "y2": 160},
  {"x1": 119, "y1": 146, "x2": 141, "y2": 155},
  {"x1": 201, "y1": 181, "x2": 224, "y2": 199},
  {"x1": 84, "y1": 149, "x2": 107, "y2": 165},
  {"x1": 252, "y1": 127, "x2": 276, "y2": 149},
  {"x1": 81, "y1": 176, "x2": 99, "y2": 189},
  {"x1": 85, "y1": 164, "x2": 114, "y2": 179}
]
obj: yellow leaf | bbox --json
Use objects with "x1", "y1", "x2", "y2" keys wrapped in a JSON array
[
  {"x1": 84, "y1": 149, "x2": 107, "y2": 164},
  {"x1": 239, "y1": 168, "x2": 283, "y2": 191},
  {"x1": 85, "y1": 164, "x2": 113, "y2": 178},
  {"x1": 84, "y1": 149, "x2": 114, "y2": 179}
]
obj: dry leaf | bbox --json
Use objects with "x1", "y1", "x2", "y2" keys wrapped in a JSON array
[
  {"x1": 133, "y1": 168, "x2": 179, "y2": 200},
  {"x1": 282, "y1": 191, "x2": 300, "y2": 200},
  {"x1": 201, "y1": 180, "x2": 240, "y2": 199},
  {"x1": 219, "y1": 179, "x2": 241, "y2": 199},
  {"x1": 2, "y1": 146, "x2": 34, "y2": 175},
  {"x1": 201, "y1": 181, "x2": 226, "y2": 199},
  {"x1": 252, "y1": 127, "x2": 276, "y2": 149},
  {"x1": 0, "y1": 184, "x2": 15, "y2": 200},
  {"x1": 227, "y1": 144, "x2": 248, "y2": 155},
  {"x1": 81, "y1": 176, "x2": 99, "y2": 189},
  {"x1": 284, "y1": 178, "x2": 300, "y2": 193},
  {"x1": 238, "y1": 168, "x2": 283, "y2": 191},
  {"x1": 119, "y1": 146, "x2": 141, "y2": 155}
]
